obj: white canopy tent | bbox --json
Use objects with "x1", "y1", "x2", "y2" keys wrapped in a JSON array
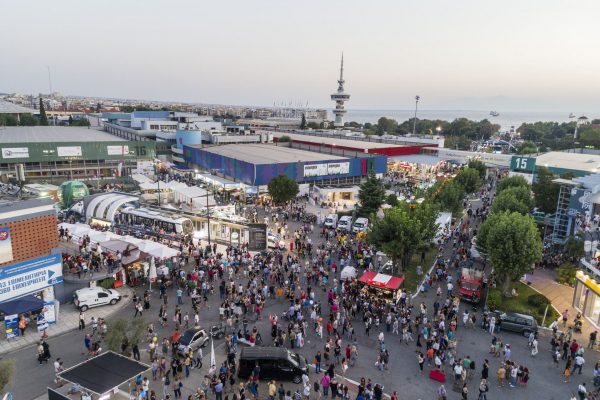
[
  {"x1": 87, "y1": 230, "x2": 119, "y2": 243},
  {"x1": 136, "y1": 240, "x2": 164, "y2": 253},
  {"x1": 171, "y1": 185, "x2": 216, "y2": 210},
  {"x1": 147, "y1": 245, "x2": 179, "y2": 259}
]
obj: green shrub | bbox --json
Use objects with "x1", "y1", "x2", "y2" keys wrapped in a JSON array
[
  {"x1": 527, "y1": 293, "x2": 550, "y2": 308},
  {"x1": 487, "y1": 290, "x2": 501, "y2": 310},
  {"x1": 556, "y1": 263, "x2": 577, "y2": 287},
  {"x1": 99, "y1": 277, "x2": 116, "y2": 289}
]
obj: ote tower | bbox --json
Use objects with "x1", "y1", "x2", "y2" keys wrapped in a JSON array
[{"x1": 330, "y1": 54, "x2": 350, "y2": 128}]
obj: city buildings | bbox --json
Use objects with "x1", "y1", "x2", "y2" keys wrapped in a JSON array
[
  {"x1": 183, "y1": 142, "x2": 386, "y2": 187},
  {"x1": 0, "y1": 126, "x2": 156, "y2": 183}
]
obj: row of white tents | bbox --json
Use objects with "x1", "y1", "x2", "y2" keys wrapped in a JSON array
[{"x1": 59, "y1": 222, "x2": 180, "y2": 259}]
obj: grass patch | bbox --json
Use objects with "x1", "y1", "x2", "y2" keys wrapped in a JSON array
[
  {"x1": 402, "y1": 245, "x2": 438, "y2": 293},
  {"x1": 487, "y1": 281, "x2": 559, "y2": 327}
]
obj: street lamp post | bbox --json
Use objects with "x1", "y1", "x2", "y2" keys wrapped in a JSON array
[{"x1": 412, "y1": 95, "x2": 420, "y2": 135}]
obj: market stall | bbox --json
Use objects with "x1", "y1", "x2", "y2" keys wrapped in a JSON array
[{"x1": 357, "y1": 271, "x2": 404, "y2": 302}]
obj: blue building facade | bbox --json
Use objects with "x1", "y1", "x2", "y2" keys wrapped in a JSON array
[{"x1": 183, "y1": 145, "x2": 387, "y2": 186}]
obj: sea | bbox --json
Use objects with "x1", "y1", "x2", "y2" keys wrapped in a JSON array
[{"x1": 343, "y1": 109, "x2": 591, "y2": 132}]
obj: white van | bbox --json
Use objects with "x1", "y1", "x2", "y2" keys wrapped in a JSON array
[
  {"x1": 73, "y1": 287, "x2": 121, "y2": 312},
  {"x1": 352, "y1": 217, "x2": 369, "y2": 233},
  {"x1": 267, "y1": 233, "x2": 286, "y2": 250},
  {"x1": 338, "y1": 216, "x2": 353, "y2": 231},
  {"x1": 324, "y1": 214, "x2": 338, "y2": 229}
]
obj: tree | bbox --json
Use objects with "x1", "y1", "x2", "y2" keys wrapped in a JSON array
[
  {"x1": 477, "y1": 212, "x2": 542, "y2": 297},
  {"x1": 358, "y1": 173, "x2": 386, "y2": 217},
  {"x1": 300, "y1": 113, "x2": 307, "y2": 130},
  {"x1": 496, "y1": 175, "x2": 529, "y2": 194},
  {"x1": 468, "y1": 159, "x2": 487, "y2": 179},
  {"x1": 18, "y1": 113, "x2": 39, "y2": 126},
  {"x1": 492, "y1": 186, "x2": 533, "y2": 215},
  {"x1": 426, "y1": 179, "x2": 464, "y2": 215},
  {"x1": 385, "y1": 193, "x2": 399, "y2": 207},
  {"x1": 579, "y1": 128, "x2": 600, "y2": 149},
  {"x1": 306, "y1": 122, "x2": 320, "y2": 129},
  {"x1": 268, "y1": 174, "x2": 299, "y2": 204},
  {"x1": 39, "y1": 97, "x2": 48, "y2": 126},
  {"x1": 104, "y1": 318, "x2": 146, "y2": 355},
  {"x1": 277, "y1": 135, "x2": 292, "y2": 143},
  {"x1": 454, "y1": 168, "x2": 481, "y2": 194},
  {"x1": 376, "y1": 117, "x2": 398, "y2": 136},
  {"x1": 368, "y1": 202, "x2": 438, "y2": 275},
  {"x1": 68, "y1": 115, "x2": 73, "y2": 125},
  {"x1": 518, "y1": 141, "x2": 538, "y2": 154},
  {"x1": 0, "y1": 114, "x2": 18, "y2": 126},
  {"x1": 564, "y1": 234, "x2": 585, "y2": 260},
  {"x1": 0, "y1": 359, "x2": 14, "y2": 395},
  {"x1": 532, "y1": 166, "x2": 559, "y2": 214}
]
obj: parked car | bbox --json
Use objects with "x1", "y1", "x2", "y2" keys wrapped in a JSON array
[
  {"x1": 337, "y1": 216, "x2": 353, "y2": 232},
  {"x1": 324, "y1": 214, "x2": 338, "y2": 229},
  {"x1": 352, "y1": 217, "x2": 369, "y2": 233},
  {"x1": 238, "y1": 347, "x2": 308, "y2": 384},
  {"x1": 496, "y1": 311, "x2": 538, "y2": 336},
  {"x1": 73, "y1": 287, "x2": 121, "y2": 312},
  {"x1": 178, "y1": 328, "x2": 210, "y2": 355}
]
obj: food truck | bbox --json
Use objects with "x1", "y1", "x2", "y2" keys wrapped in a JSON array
[{"x1": 357, "y1": 271, "x2": 404, "y2": 302}]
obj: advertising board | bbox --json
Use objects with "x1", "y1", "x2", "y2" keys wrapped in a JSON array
[
  {"x1": 107, "y1": 145, "x2": 130, "y2": 156},
  {"x1": 327, "y1": 162, "x2": 350, "y2": 175},
  {"x1": 57, "y1": 146, "x2": 83, "y2": 157},
  {"x1": 2, "y1": 147, "x2": 30, "y2": 159},
  {"x1": 0, "y1": 227, "x2": 14, "y2": 264},
  {"x1": 248, "y1": 223, "x2": 267, "y2": 251},
  {"x1": 304, "y1": 163, "x2": 328, "y2": 177},
  {"x1": 0, "y1": 254, "x2": 63, "y2": 303}
]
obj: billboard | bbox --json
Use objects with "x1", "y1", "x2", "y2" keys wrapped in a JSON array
[
  {"x1": 57, "y1": 146, "x2": 83, "y2": 157},
  {"x1": 0, "y1": 254, "x2": 63, "y2": 303},
  {"x1": 248, "y1": 223, "x2": 267, "y2": 251},
  {"x1": 2, "y1": 147, "x2": 29, "y2": 159},
  {"x1": 304, "y1": 162, "x2": 350, "y2": 177},
  {"x1": 107, "y1": 145, "x2": 129, "y2": 156},
  {"x1": 0, "y1": 227, "x2": 14, "y2": 264}
]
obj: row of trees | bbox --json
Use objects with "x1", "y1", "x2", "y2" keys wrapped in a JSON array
[{"x1": 476, "y1": 175, "x2": 542, "y2": 297}]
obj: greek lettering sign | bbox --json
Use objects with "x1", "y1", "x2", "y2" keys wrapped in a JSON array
[
  {"x1": 0, "y1": 227, "x2": 14, "y2": 264},
  {"x1": 303, "y1": 163, "x2": 328, "y2": 177},
  {"x1": 327, "y1": 162, "x2": 350, "y2": 175},
  {"x1": 0, "y1": 254, "x2": 63, "y2": 303}
]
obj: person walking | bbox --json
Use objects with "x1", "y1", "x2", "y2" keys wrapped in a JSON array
[
  {"x1": 78, "y1": 312, "x2": 85, "y2": 330},
  {"x1": 589, "y1": 331, "x2": 597, "y2": 349},
  {"x1": 477, "y1": 379, "x2": 489, "y2": 400},
  {"x1": 417, "y1": 352, "x2": 425, "y2": 373},
  {"x1": 572, "y1": 354, "x2": 585, "y2": 375}
]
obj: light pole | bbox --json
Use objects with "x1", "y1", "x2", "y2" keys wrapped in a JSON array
[{"x1": 412, "y1": 95, "x2": 420, "y2": 135}]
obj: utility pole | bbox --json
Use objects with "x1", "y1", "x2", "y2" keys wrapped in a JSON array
[{"x1": 412, "y1": 95, "x2": 420, "y2": 135}]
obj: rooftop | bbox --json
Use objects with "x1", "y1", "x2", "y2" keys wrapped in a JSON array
[
  {"x1": 0, "y1": 126, "x2": 126, "y2": 143},
  {"x1": 536, "y1": 151, "x2": 600, "y2": 173},
  {"x1": 271, "y1": 131, "x2": 408, "y2": 149},
  {"x1": 191, "y1": 143, "x2": 347, "y2": 164},
  {"x1": 0, "y1": 99, "x2": 36, "y2": 114}
]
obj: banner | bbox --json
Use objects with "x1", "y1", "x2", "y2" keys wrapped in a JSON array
[
  {"x1": 0, "y1": 227, "x2": 13, "y2": 264},
  {"x1": 327, "y1": 162, "x2": 350, "y2": 175},
  {"x1": 57, "y1": 146, "x2": 82, "y2": 157},
  {"x1": 304, "y1": 163, "x2": 328, "y2": 177},
  {"x1": 107, "y1": 145, "x2": 129, "y2": 156},
  {"x1": 0, "y1": 254, "x2": 63, "y2": 303},
  {"x1": 303, "y1": 162, "x2": 350, "y2": 177},
  {"x1": 4, "y1": 314, "x2": 19, "y2": 339},
  {"x1": 1, "y1": 147, "x2": 29, "y2": 159}
]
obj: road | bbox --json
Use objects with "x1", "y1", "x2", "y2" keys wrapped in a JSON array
[{"x1": 4, "y1": 197, "x2": 600, "y2": 400}]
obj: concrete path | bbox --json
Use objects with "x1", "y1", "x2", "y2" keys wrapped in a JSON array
[{"x1": 0, "y1": 286, "x2": 133, "y2": 354}]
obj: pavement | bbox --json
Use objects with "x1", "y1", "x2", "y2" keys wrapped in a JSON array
[
  {"x1": 4, "y1": 196, "x2": 600, "y2": 400},
  {"x1": 0, "y1": 286, "x2": 133, "y2": 355}
]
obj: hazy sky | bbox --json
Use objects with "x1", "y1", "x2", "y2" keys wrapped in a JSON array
[{"x1": 2, "y1": 0, "x2": 600, "y2": 111}]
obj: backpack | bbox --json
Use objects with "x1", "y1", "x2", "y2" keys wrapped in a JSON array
[{"x1": 470, "y1": 361, "x2": 475, "y2": 370}]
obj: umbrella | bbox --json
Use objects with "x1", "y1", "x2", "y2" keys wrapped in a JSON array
[
  {"x1": 87, "y1": 230, "x2": 118, "y2": 243},
  {"x1": 209, "y1": 339, "x2": 216, "y2": 374},
  {"x1": 149, "y1": 257, "x2": 157, "y2": 283}
]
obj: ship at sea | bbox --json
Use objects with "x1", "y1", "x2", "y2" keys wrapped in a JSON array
[{"x1": 489, "y1": 111, "x2": 500, "y2": 117}]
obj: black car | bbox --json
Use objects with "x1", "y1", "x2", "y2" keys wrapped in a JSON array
[{"x1": 238, "y1": 347, "x2": 308, "y2": 384}]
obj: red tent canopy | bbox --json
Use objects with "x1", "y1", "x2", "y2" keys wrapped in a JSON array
[{"x1": 358, "y1": 271, "x2": 404, "y2": 290}]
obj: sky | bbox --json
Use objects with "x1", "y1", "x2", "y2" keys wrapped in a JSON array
[{"x1": 1, "y1": 0, "x2": 600, "y2": 112}]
